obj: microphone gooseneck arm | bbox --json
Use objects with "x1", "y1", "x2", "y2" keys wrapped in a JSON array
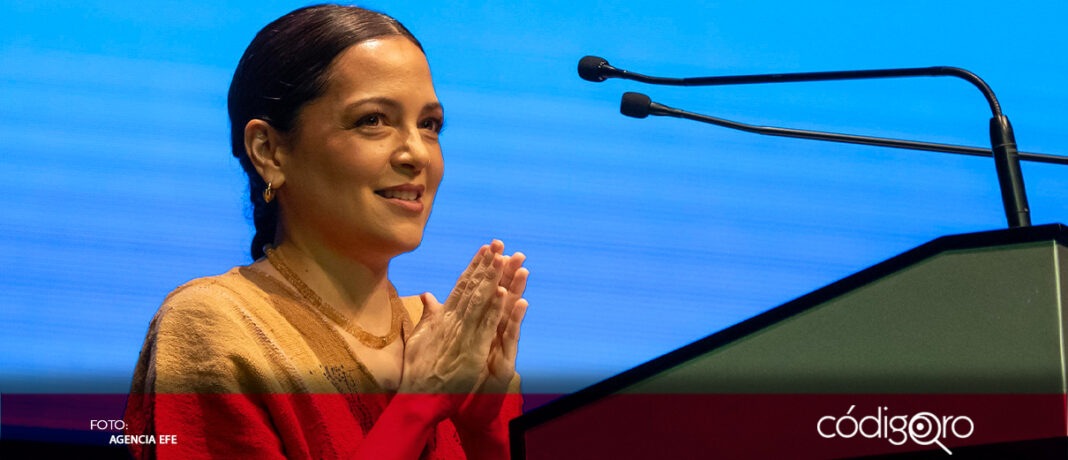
[
  {"x1": 588, "y1": 59, "x2": 1003, "y2": 117},
  {"x1": 590, "y1": 56, "x2": 1043, "y2": 228},
  {"x1": 620, "y1": 92, "x2": 1068, "y2": 166}
]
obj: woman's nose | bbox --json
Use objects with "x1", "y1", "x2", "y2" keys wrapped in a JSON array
[{"x1": 393, "y1": 128, "x2": 430, "y2": 174}]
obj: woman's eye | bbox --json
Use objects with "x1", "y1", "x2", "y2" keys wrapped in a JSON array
[
  {"x1": 355, "y1": 113, "x2": 383, "y2": 127},
  {"x1": 420, "y1": 117, "x2": 444, "y2": 133}
]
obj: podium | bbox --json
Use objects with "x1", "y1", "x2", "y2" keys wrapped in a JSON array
[{"x1": 511, "y1": 224, "x2": 1068, "y2": 459}]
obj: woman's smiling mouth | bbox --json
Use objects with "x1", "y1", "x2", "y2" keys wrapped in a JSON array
[{"x1": 374, "y1": 184, "x2": 425, "y2": 212}]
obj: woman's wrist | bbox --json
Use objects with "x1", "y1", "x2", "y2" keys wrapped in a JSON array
[
  {"x1": 389, "y1": 393, "x2": 454, "y2": 429},
  {"x1": 352, "y1": 393, "x2": 454, "y2": 460}
]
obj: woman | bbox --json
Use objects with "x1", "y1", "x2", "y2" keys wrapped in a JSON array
[{"x1": 124, "y1": 5, "x2": 528, "y2": 459}]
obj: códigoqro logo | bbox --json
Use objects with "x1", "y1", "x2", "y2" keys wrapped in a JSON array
[{"x1": 817, "y1": 405, "x2": 974, "y2": 455}]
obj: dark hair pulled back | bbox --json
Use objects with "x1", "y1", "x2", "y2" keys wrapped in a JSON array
[{"x1": 228, "y1": 4, "x2": 423, "y2": 260}]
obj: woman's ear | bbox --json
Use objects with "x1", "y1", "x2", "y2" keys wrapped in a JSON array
[{"x1": 243, "y1": 119, "x2": 288, "y2": 189}]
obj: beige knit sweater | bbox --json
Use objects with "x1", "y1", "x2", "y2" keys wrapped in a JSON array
[{"x1": 123, "y1": 265, "x2": 518, "y2": 459}]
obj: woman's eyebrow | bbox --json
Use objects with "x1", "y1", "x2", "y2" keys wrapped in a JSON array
[
  {"x1": 342, "y1": 98, "x2": 443, "y2": 116},
  {"x1": 343, "y1": 96, "x2": 401, "y2": 112},
  {"x1": 424, "y1": 102, "x2": 444, "y2": 114}
]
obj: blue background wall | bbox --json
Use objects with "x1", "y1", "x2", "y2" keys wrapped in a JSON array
[{"x1": 2, "y1": 1, "x2": 1066, "y2": 394}]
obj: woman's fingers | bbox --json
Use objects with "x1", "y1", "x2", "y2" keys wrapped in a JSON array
[
  {"x1": 479, "y1": 297, "x2": 524, "y2": 393},
  {"x1": 497, "y1": 266, "x2": 528, "y2": 335},
  {"x1": 499, "y1": 251, "x2": 525, "y2": 289},
  {"x1": 442, "y1": 241, "x2": 514, "y2": 368},
  {"x1": 475, "y1": 286, "x2": 508, "y2": 356},
  {"x1": 482, "y1": 286, "x2": 507, "y2": 331},
  {"x1": 501, "y1": 298, "x2": 529, "y2": 363},
  {"x1": 508, "y1": 265, "x2": 529, "y2": 300},
  {"x1": 454, "y1": 244, "x2": 495, "y2": 317},
  {"x1": 466, "y1": 245, "x2": 488, "y2": 272},
  {"x1": 452, "y1": 250, "x2": 505, "y2": 350},
  {"x1": 447, "y1": 244, "x2": 488, "y2": 314},
  {"x1": 468, "y1": 256, "x2": 506, "y2": 327}
]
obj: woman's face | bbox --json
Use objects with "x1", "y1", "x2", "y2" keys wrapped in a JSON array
[{"x1": 279, "y1": 36, "x2": 443, "y2": 261}]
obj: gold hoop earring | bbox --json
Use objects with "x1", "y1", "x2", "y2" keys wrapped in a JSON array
[{"x1": 263, "y1": 182, "x2": 275, "y2": 203}]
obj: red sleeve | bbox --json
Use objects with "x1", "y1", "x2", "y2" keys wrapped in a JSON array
[{"x1": 125, "y1": 392, "x2": 290, "y2": 460}]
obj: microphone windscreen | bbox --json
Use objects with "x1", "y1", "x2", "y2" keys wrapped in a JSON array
[
  {"x1": 620, "y1": 92, "x2": 652, "y2": 118},
  {"x1": 578, "y1": 56, "x2": 609, "y2": 82}
]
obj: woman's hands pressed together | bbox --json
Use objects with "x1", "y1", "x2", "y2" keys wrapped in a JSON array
[
  {"x1": 398, "y1": 240, "x2": 529, "y2": 426},
  {"x1": 452, "y1": 248, "x2": 528, "y2": 430}
]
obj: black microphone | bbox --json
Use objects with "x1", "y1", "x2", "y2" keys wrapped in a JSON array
[
  {"x1": 620, "y1": 92, "x2": 672, "y2": 119},
  {"x1": 619, "y1": 92, "x2": 650, "y2": 118},
  {"x1": 578, "y1": 56, "x2": 626, "y2": 82}
]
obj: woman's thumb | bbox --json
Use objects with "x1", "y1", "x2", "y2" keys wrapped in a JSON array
[{"x1": 419, "y1": 292, "x2": 442, "y2": 320}]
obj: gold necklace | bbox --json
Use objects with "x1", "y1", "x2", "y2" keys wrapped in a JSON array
[{"x1": 264, "y1": 246, "x2": 403, "y2": 349}]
